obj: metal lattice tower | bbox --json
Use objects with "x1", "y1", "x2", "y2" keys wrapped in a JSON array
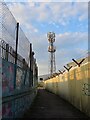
[{"x1": 47, "y1": 32, "x2": 56, "y2": 76}]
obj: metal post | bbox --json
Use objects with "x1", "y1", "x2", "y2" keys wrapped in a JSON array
[
  {"x1": 5, "y1": 44, "x2": 9, "y2": 61},
  {"x1": 29, "y1": 43, "x2": 32, "y2": 87},
  {"x1": 32, "y1": 51, "x2": 34, "y2": 87},
  {"x1": 14, "y1": 23, "x2": 19, "y2": 89},
  {"x1": 15, "y1": 23, "x2": 19, "y2": 64},
  {"x1": 30, "y1": 43, "x2": 32, "y2": 71}
]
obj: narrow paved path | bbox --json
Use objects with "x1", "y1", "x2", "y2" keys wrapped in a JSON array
[{"x1": 23, "y1": 88, "x2": 89, "y2": 119}]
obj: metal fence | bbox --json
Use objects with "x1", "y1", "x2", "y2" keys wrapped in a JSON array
[
  {"x1": 1, "y1": 2, "x2": 30, "y2": 65},
  {"x1": 0, "y1": 2, "x2": 38, "y2": 119},
  {"x1": 0, "y1": 39, "x2": 26, "y2": 68}
]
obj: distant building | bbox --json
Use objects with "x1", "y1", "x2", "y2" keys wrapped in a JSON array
[{"x1": 38, "y1": 74, "x2": 50, "y2": 82}]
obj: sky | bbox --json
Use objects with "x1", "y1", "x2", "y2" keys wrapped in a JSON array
[{"x1": 3, "y1": 0, "x2": 88, "y2": 76}]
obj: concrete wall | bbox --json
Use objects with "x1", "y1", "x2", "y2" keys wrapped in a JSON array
[
  {"x1": 44, "y1": 62, "x2": 90, "y2": 117},
  {"x1": 2, "y1": 59, "x2": 38, "y2": 118}
]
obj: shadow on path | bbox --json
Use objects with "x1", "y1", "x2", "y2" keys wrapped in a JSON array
[{"x1": 23, "y1": 88, "x2": 89, "y2": 119}]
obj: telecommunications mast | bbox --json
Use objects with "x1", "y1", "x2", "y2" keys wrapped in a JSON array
[{"x1": 47, "y1": 32, "x2": 56, "y2": 76}]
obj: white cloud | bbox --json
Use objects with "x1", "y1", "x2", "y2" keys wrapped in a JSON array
[
  {"x1": 55, "y1": 31, "x2": 88, "y2": 72},
  {"x1": 5, "y1": 2, "x2": 88, "y2": 75},
  {"x1": 7, "y1": 2, "x2": 88, "y2": 27},
  {"x1": 27, "y1": 2, "x2": 35, "y2": 7},
  {"x1": 56, "y1": 32, "x2": 88, "y2": 47},
  {"x1": 4, "y1": 0, "x2": 90, "y2": 2},
  {"x1": 8, "y1": 3, "x2": 28, "y2": 24},
  {"x1": 7, "y1": 3, "x2": 39, "y2": 34},
  {"x1": 79, "y1": 14, "x2": 87, "y2": 21},
  {"x1": 34, "y1": 28, "x2": 38, "y2": 32}
]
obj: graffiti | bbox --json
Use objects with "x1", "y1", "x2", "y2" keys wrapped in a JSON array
[
  {"x1": 2, "y1": 58, "x2": 37, "y2": 118},
  {"x1": 0, "y1": 105, "x2": 2, "y2": 119},
  {"x1": 0, "y1": 57, "x2": 2, "y2": 89},
  {"x1": 2, "y1": 59, "x2": 30, "y2": 93},
  {"x1": 14, "y1": 97, "x2": 25, "y2": 116},
  {"x1": 16, "y1": 67, "x2": 23, "y2": 89},
  {"x1": 2, "y1": 102, "x2": 13, "y2": 118},
  {"x1": 25, "y1": 71, "x2": 29, "y2": 86},
  {"x1": 2, "y1": 60, "x2": 14, "y2": 96},
  {"x1": 82, "y1": 83, "x2": 90, "y2": 96},
  {"x1": 16, "y1": 67, "x2": 29, "y2": 89}
]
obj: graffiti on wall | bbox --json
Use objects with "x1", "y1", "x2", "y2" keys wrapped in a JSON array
[
  {"x1": 2, "y1": 102, "x2": 13, "y2": 118},
  {"x1": 2, "y1": 94, "x2": 34, "y2": 118},
  {"x1": 0, "y1": 57, "x2": 2, "y2": 81},
  {"x1": 82, "y1": 83, "x2": 90, "y2": 96},
  {"x1": 2, "y1": 60, "x2": 14, "y2": 96},
  {"x1": 25, "y1": 70, "x2": 29, "y2": 86},
  {"x1": 2, "y1": 59, "x2": 37, "y2": 118},
  {"x1": 16, "y1": 67, "x2": 23, "y2": 89},
  {"x1": 16, "y1": 67, "x2": 29, "y2": 89},
  {"x1": 2, "y1": 59, "x2": 30, "y2": 93}
]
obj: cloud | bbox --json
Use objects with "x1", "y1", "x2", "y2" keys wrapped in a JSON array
[
  {"x1": 7, "y1": 3, "x2": 28, "y2": 23},
  {"x1": 55, "y1": 32, "x2": 88, "y2": 71},
  {"x1": 7, "y1": 2, "x2": 88, "y2": 27},
  {"x1": 56, "y1": 32, "x2": 88, "y2": 48},
  {"x1": 5, "y1": 2, "x2": 88, "y2": 76},
  {"x1": 4, "y1": 0, "x2": 90, "y2": 2}
]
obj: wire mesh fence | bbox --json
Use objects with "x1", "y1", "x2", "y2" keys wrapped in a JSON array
[
  {"x1": 0, "y1": 2, "x2": 30, "y2": 67},
  {"x1": 0, "y1": 3, "x2": 38, "y2": 118},
  {"x1": 1, "y1": 2, "x2": 16, "y2": 50}
]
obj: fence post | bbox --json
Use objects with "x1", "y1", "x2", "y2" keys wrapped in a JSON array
[
  {"x1": 64, "y1": 66, "x2": 72, "y2": 72},
  {"x1": 72, "y1": 58, "x2": 85, "y2": 67},
  {"x1": 36, "y1": 65, "x2": 38, "y2": 86},
  {"x1": 14, "y1": 23, "x2": 19, "y2": 89},
  {"x1": 15, "y1": 23, "x2": 19, "y2": 65},
  {"x1": 32, "y1": 51, "x2": 34, "y2": 86},
  {"x1": 58, "y1": 70, "x2": 63, "y2": 74},
  {"x1": 29, "y1": 43, "x2": 32, "y2": 87},
  {"x1": 5, "y1": 44, "x2": 9, "y2": 61}
]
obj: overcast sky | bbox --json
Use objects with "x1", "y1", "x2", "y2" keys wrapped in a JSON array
[{"x1": 4, "y1": 0, "x2": 88, "y2": 76}]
